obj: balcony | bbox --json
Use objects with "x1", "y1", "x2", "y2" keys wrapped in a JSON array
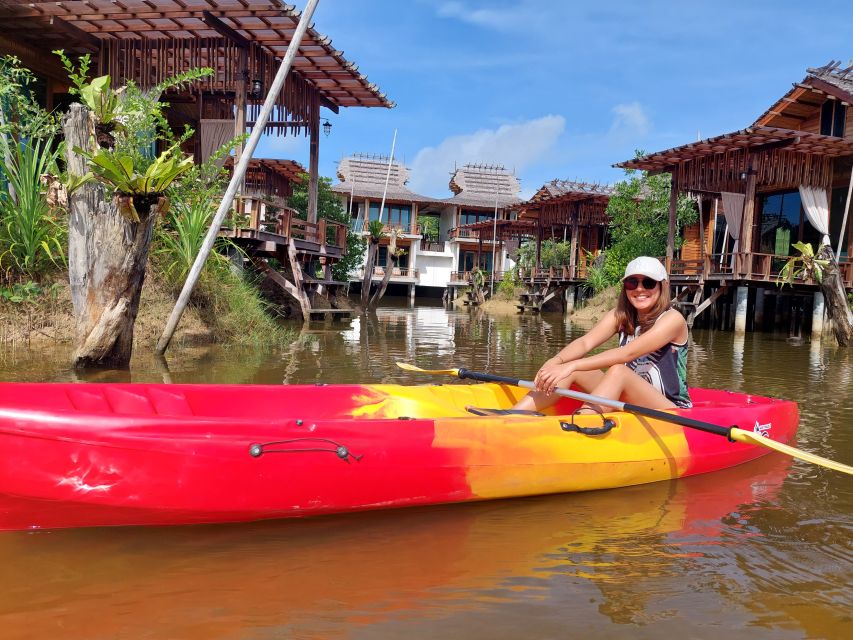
[
  {"x1": 354, "y1": 266, "x2": 420, "y2": 281},
  {"x1": 350, "y1": 218, "x2": 419, "y2": 236},
  {"x1": 448, "y1": 227, "x2": 499, "y2": 242}
]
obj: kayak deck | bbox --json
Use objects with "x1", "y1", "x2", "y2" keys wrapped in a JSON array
[{"x1": 0, "y1": 382, "x2": 799, "y2": 530}]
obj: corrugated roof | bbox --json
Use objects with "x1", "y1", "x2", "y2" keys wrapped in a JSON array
[
  {"x1": 0, "y1": 0, "x2": 393, "y2": 109},
  {"x1": 616, "y1": 126, "x2": 853, "y2": 172},
  {"x1": 531, "y1": 180, "x2": 613, "y2": 203}
]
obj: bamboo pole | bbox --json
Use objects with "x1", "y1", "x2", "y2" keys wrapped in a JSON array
[
  {"x1": 376, "y1": 129, "x2": 397, "y2": 226},
  {"x1": 156, "y1": 0, "x2": 320, "y2": 355},
  {"x1": 490, "y1": 177, "x2": 500, "y2": 297}
]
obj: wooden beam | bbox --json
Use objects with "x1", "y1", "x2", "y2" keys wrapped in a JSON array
[
  {"x1": 748, "y1": 136, "x2": 799, "y2": 154},
  {"x1": 740, "y1": 159, "x2": 758, "y2": 277},
  {"x1": 47, "y1": 15, "x2": 102, "y2": 50},
  {"x1": 667, "y1": 171, "x2": 678, "y2": 269},
  {"x1": 202, "y1": 10, "x2": 251, "y2": 49},
  {"x1": 320, "y1": 95, "x2": 340, "y2": 114},
  {"x1": 307, "y1": 91, "x2": 320, "y2": 224}
]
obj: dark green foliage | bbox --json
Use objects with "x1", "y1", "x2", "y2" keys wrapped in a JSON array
[
  {"x1": 289, "y1": 174, "x2": 365, "y2": 281},
  {"x1": 602, "y1": 158, "x2": 698, "y2": 284}
]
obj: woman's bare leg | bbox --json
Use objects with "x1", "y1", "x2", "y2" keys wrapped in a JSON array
[
  {"x1": 586, "y1": 364, "x2": 675, "y2": 411},
  {"x1": 513, "y1": 369, "x2": 606, "y2": 412}
]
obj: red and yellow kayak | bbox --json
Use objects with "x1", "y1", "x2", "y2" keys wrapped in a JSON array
[{"x1": 0, "y1": 382, "x2": 798, "y2": 530}]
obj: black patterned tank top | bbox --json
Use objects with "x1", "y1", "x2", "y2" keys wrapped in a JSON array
[{"x1": 617, "y1": 310, "x2": 692, "y2": 409}]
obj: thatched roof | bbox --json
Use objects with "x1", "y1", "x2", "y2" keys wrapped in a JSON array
[
  {"x1": 443, "y1": 164, "x2": 521, "y2": 208},
  {"x1": 807, "y1": 60, "x2": 853, "y2": 97},
  {"x1": 331, "y1": 155, "x2": 439, "y2": 204},
  {"x1": 754, "y1": 60, "x2": 853, "y2": 129}
]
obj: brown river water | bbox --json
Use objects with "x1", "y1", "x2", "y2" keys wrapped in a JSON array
[{"x1": 1, "y1": 300, "x2": 851, "y2": 639}]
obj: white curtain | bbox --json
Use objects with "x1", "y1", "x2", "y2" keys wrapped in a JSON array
[
  {"x1": 200, "y1": 119, "x2": 236, "y2": 167},
  {"x1": 798, "y1": 185, "x2": 831, "y2": 247},
  {"x1": 720, "y1": 191, "x2": 745, "y2": 252}
]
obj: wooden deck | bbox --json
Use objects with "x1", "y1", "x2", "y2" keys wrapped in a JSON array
[
  {"x1": 226, "y1": 213, "x2": 350, "y2": 322},
  {"x1": 667, "y1": 253, "x2": 853, "y2": 289}
]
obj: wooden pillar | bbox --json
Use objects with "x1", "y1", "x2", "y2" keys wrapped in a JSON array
[
  {"x1": 535, "y1": 226, "x2": 542, "y2": 273},
  {"x1": 234, "y1": 48, "x2": 248, "y2": 176},
  {"x1": 569, "y1": 212, "x2": 579, "y2": 279},
  {"x1": 307, "y1": 91, "x2": 321, "y2": 224},
  {"x1": 667, "y1": 170, "x2": 678, "y2": 272},
  {"x1": 755, "y1": 287, "x2": 766, "y2": 329},
  {"x1": 411, "y1": 202, "x2": 419, "y2": 235},
  {"x1": 696, "y1": 195, "x2": 705, "y2": 259},
  {"x1": 740, "y1": 158, "x2": 757, "y2": 277}
]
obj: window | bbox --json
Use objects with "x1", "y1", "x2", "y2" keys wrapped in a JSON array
[
  {"x1": 758, "y1": 190, "x2": 824, "y2": 256},
  {"x1": 458, "y1": 250, "x2": 492, "y2": 272},
  {"x1": 369, "y1": 202, "x2": 411, "y2": 229},
  {"x1": 459, "y1": 209, "x2": 494, "y2": 226},
  {"x1": 820, "y1": 100, "x2": 846, "y2": 137},
  {"x1": 377, "y1": 246, "x2": 408, "y2": 268}
]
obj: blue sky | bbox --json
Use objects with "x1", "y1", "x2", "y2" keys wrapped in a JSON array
[{"x1": 256, "y1": 0, "x2": 853, "y2": 199}]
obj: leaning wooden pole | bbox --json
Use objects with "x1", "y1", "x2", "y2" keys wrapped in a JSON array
[{"x1": 156, "y1": 0, "x2": 320, "y2": 355}]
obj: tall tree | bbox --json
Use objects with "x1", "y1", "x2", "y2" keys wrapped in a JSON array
[
  {"x1": 289, "y1": 174, "x2": 365, "y2": 281},
  {"x1": 603, "y1": 163, "x2": 697, "y2": 283}
]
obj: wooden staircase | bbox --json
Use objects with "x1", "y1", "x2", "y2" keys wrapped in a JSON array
[
  {"x1": 516, "y1": 282, "x2": 567, "y2": 314},
  {"x1": 251, "y1": 241, "x2": 351, "y2": 322}
]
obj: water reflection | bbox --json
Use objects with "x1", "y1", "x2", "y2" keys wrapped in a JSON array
[
  {"x1": 0, "y1": 304, "x2": 852, "y2": 639},
  {"x1": 0, "y1": 455, "x2": 813, "y2": 640}
]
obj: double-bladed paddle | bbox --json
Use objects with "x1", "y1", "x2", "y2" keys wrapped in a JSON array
[{"x1": 396, "y1": 362, "x2": 853, "y2": 476}]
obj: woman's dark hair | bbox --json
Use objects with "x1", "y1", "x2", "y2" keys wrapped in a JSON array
[{"x1": 614, "y1": 280, "x2": 672, "y2": 335}]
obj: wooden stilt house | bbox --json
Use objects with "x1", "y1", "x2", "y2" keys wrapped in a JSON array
[
  {"x1": 0, "y1": 0, "x2": 394, "y2": 321},
  {"x1": 616, "y1": 60, "x2": 853, "y2": 331}
]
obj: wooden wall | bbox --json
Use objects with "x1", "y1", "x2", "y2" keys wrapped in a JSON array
[{"x1": 680, "y1": 199, "x2": 716, "y2": 261}]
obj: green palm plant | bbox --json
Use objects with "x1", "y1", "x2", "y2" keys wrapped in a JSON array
[
  {"x1": 366, "y1": 219, "x2": 385, "y2": 240},
  {"x1": 0, "y1": 136, "x2": 65, "y2": 279},
  {"x1": 154, "y1": 197, "x2": 235, "y2": 284}
]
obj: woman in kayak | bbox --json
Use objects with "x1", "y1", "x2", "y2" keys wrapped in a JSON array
[{"x1": 513, "y1": 256, "x2": 691, "y2": 412}]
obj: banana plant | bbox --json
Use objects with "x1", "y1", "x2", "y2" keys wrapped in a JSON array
[
  {"x1": 78, "y1": 75, "x2": 124, "y2": 125},
  {"x1": 778, "y1": 241, "x2": 830, "y2": 286}
]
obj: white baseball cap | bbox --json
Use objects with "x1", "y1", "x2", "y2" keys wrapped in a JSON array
[{"x1": 623, "y1": 256, "x2": 668, "y2": 282}]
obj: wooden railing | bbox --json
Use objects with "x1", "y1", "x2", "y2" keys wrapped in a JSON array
[
  {"x1": 275, "y1": 211, "x2": 347, "y2": 248},
  {"x1": 665, "y1": 252, "x2": 853, "y2": 289},
  {"x1": 449, "y1": 227, "x2": 499, "y2": 241},
  {"x1": 517, "y1": 264, "x2": 584, "y2": 280},
  {"x1": 355, "y1": 266, "x2": 420, "y2": 279}
]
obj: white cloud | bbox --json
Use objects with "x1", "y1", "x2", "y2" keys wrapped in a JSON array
[
  {"x1": 408, "y1": 115, "x2": 565, "y2": 196},
  {"x1": 436, "y1": 1, "x2": 528, "y2": 32},
  {"x1": 609, "y1": 102, "x2": 650, "y2": 138}
]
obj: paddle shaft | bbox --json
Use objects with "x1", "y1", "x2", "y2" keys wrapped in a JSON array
[{"x1": 456, "y1": 368, "x2": 733, "y2": 439}]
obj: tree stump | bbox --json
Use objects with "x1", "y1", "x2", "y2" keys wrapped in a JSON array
[
  {"x1": 817, "y1": 245, "x2": 853, "y2": 346},
  {"x1": 63, "y1": 103, "x2": 161, "y2": 368}
]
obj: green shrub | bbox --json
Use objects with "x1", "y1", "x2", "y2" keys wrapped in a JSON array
[{"x1": 0, "y1": 137, "x2": 65, "y2": 279}]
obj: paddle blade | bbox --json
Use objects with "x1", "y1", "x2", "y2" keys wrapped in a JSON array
[
  {"x1": 396, "y1": 362, "x2": 460, "y2": 377},
  {"x1": 731, "y1": 428, "x2": 853, "y2": 475}
]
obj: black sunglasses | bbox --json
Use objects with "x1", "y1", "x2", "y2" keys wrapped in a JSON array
[{"x1": 623, "y1": 277, "x2": 658, "y2": 291}]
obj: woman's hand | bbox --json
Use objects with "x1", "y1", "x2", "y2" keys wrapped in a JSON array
[{"x1": 535, "y1": 358, "x2": 577, "y2": 394}]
